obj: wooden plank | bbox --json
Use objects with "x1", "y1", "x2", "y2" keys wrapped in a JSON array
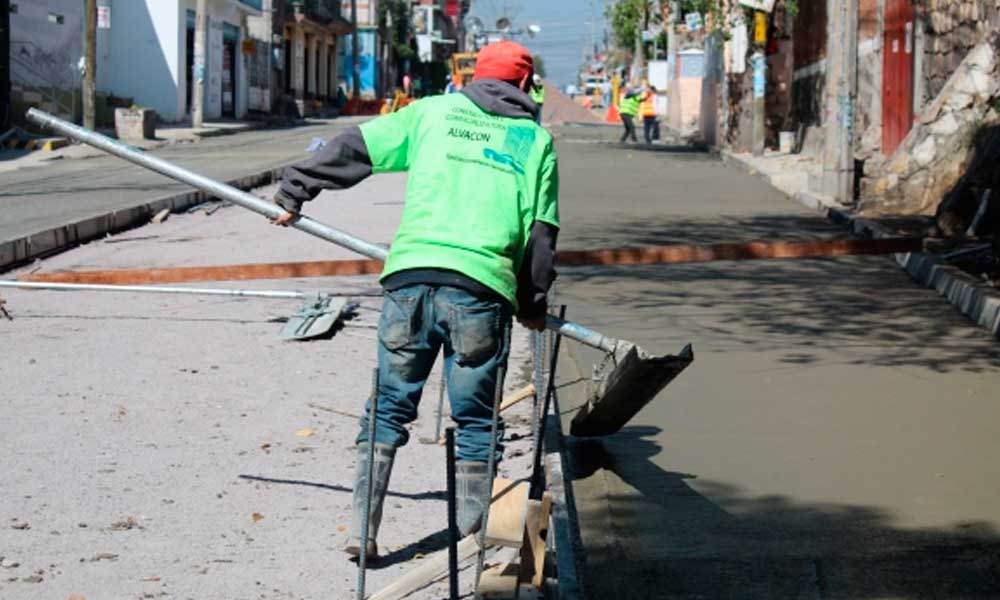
[
  {"x1": 485, "y1": 478, "x2": 530, "y2": 548},
  {"x1": 478, "y1": 562, "x2": 521, "y2": 599},
  {"x1": 368, "y1": 535, "x2": 479, "y2": 600},
  {"x1": 519, "y1": 493, "x2": 553, "y2": 589},
  {"x1": 19, "y1": 238, "x2": 925, "y2": 286},
  {"x1": 499, "y1": 384, "x2": 535, "y2": 412}
]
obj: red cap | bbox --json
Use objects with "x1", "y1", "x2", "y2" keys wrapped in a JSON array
[{"x1": 473, "y1": 40, "x2": 534, "y2": 88}]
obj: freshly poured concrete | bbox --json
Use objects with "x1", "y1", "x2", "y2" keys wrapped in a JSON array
[{"x1": 547, "y1": 129, "x2": 1000, "y2": 599}]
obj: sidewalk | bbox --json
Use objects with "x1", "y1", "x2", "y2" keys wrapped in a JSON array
[
  {"x1": 0, "y1": 119, "x2": 269, "y2": 175},
  {"x1": 0, "y1": 176, "x2": 541, "y2": 599},
  {"x1": 721, "y1": 148, "x2": 1000, "y2": 338}
]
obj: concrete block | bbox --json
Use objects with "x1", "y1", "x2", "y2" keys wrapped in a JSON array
[{"x1": 115, "y1": 108, "x2": 156, "y2": 141}]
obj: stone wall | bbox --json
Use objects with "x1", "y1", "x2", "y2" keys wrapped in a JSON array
[
  {"x1": 855, "y1": 0, "x2": 884, "y2": 158},
  {"x1": 859, "y1": 40, "x2": 1000, "y2": 215},
  {"x1": 917, "y1": 0, "x2": 1000, "y2": 104}
]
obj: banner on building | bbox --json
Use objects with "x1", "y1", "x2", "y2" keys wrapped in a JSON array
[
  {"x1": 737, "y1": 0, "x2": 776, "y2": 13},
  {"x1": 97, "y1": 6, "x2": 110, "y2": 29},
  {"x1": 341, "y1": 1, "x2": 378, "y2": 28}
]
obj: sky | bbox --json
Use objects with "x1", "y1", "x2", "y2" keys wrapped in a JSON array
[{"x1": 469, "y1": 0, "x2": 608, "y2": 88}]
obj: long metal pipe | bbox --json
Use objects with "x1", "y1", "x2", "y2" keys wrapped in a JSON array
[
  {"x1": 26, "y1": 108, "x2": 389, "y2": 262},
  {"x1": 0, "y1": 280, "x2": 306, "y2": 300},
  {"x1": 26, "y1": 109, "x2": 620, "y2": 355}
]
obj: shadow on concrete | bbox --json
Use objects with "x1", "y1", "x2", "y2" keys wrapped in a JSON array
[
  {"x1": 572, "y1": 426, "x2": 1000, "y2": 599},
  {"x1": 238, "y1": 474, "x2": 445, "y2": 502},
  {"x1": 556, "y1": 215, "x2": 1000, "y2": 373}
]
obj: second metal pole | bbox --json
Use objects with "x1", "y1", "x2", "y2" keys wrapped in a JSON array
[
  {"x1": 357, "y1": 368, "x2": 379, "y2": 600},
  {"x1": 445, "y1": 427, "x2": 460, "y2": 600}
]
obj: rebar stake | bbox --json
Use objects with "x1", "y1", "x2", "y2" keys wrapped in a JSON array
[
  {"x1": 445, "y1": 427, "x2": 460, "y2": 600},
  {"x1": 357, "y1": 367, "x2": 379, "y2": 600},
  {"x1": 474, "y1": 326, "x2": 509, "y2": 599},
  {"x1": 434, "y1": 368, "x2": 447, "y2": 443},
  {"x1": 531, "y1": 305, "x2": 567, "y2": 500}
]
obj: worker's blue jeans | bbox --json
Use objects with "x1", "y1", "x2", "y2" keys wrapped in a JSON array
[{"x1": 356, "y1": 284, "x2": 511, "y2": 462}]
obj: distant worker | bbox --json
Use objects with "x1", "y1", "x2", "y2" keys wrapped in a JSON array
[
  {"x1": 531, "y1": 73, "x2": 545, "y2": 125},
  {"x1": 640, "y1": 85, "x2": 659, "y2": 145},
  {"x1": 270, "y1": 40, "x2": 559, "y2": 560},
  {"x1": 618, "y1": 86, "x2": 642, "y2": 143},
  {"x1": 600, "y1": 79, "x2": 612, "y2": 108}
]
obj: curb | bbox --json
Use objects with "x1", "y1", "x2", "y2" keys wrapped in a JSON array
[
  {"x1": 0, "y1": 167, "x2": 285, "y2": 274},
  {"x1": 722, "y1": 150, "x2": 1000, "y2": 339}
]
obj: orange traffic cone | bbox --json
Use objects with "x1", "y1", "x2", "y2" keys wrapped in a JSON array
[{"x1": 605, "y1": 103, "x2": 620, "y2": 124}]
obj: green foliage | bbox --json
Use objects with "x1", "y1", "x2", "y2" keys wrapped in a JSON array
[
  {"x1": 379, "y1": 0, "x2": 416, "y2": 61},
  {"x1": 606, "y1": 0, "x2": 650, "y2": 51}
]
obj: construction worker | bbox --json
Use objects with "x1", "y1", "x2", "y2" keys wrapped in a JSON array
[
  {"x1": 640, "y1": 85, "x2": 659, "y2": 145},
  {"x1": 530, "y1": 73, "x2": 545, "y2": 125},
  {"x1": 619, "y1": 85, "x2": 642, "y2": 143},
  {"x1": 270, "y1": 40, "x2": 559, "y2": 559}
]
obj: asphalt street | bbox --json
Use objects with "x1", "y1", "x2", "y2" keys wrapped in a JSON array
[{"x1": 0, "y1": 118, "x2": 364, "y2": 245}]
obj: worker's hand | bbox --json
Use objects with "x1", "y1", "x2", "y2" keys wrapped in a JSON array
[
  {"x1": 517, "y1": 316, "x2": 547, "y2": 332},
  {"x1": 270, "y1": 210, "x2": 300, "y2": 227}
]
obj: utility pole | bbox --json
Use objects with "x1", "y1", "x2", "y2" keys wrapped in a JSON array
[
  {"x1": 351, "y1": 0, "x2": 360, "y2": 98},
  {"x1": 83, "y1": 0, "x2": 96, "y2": 130},
  {"x1": 192, "y1": 0, "x2": 208, "y2": 128},
  {"x1": 821, "y1": 0, "x2": 859, "y2": 203}
]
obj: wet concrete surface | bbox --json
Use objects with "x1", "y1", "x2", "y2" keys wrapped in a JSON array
[{"x1": 547, "y1": 127, "x2": 1000, "y2": 599}]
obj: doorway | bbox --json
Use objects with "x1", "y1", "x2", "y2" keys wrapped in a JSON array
[{"x1": 882, "y1": 0, "x2": 915, "y2": 156}]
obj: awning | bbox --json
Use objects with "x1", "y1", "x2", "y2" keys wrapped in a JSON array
[{"x1": 293, "y1": 13, "x2": 354, "y2": 36}]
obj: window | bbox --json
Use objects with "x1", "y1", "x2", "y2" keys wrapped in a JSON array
[{"x1": 48, "y1": 12, "x2": 64, "y2": 25}]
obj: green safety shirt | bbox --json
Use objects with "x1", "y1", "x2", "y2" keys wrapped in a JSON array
[
  {"x1": 359, "y1": 92, "x2": 560, "y2": 310},
  {"x1": 619, "y1": 93, "x2": 642, "y2": 116},
  {"x1": 530, "y1": 85, "x2": 545, "y2": 105}
]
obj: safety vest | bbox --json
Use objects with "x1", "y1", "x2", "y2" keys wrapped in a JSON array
[
  {"x1": 531, "y1": 85, "x2": 545, "y2": 105},
  {"x1": 360, "y1": 93, "x2": 560, "y2": 309},
  {"x1": 640, "y1": 93, "x2": 656, "y2": 118},
  {"x1": 619, "y1": 93, "x2": 641, "y2": 116}
]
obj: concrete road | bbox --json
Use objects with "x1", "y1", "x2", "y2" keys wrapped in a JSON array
[
  {"x1": 547, "y1": 127, "x2": 1000, "y2": 598},
  {"x1": 0, "y1": 176, "x2": 539, "y2": 599},
  {"x1": 0, "y1": 118, "x2": 365, "y2": 245}
]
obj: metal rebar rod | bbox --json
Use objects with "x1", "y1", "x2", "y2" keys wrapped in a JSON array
[
  {"x1": 26, "y1": 109, "x2": 624, "y2": 355},
  {"x1": 434, "y1": 368, "x2": 447, "y2": 443},
  {"x1": 25, "y1": 108, "x2": 390, "y2": 263},
  {"x1": 358, "y1": 368, "x2": 379, "y2": 600},
  {"x1": 474, "y1": 334, "x2": 508, "y2": 599},
  {"x1": 445, "y1": 427, "x2": 460, "y2": 600},
  {"x1": 0, "y1": 280, "x2": 307, "y2": 299},
  {"x1": 530, "y1": 305, "x2": 567, "y2": 500}
]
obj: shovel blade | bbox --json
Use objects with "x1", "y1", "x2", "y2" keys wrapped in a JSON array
[
  {"x1": 280, "y1": 295, "x2": 349, "y2": 341},
  {"x1": 570, "y1": 343, "x2": 693, "y2": 437}
]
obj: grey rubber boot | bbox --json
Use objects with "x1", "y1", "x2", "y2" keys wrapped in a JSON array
[
  {"x1": 456, "y1": 460, "x2": 491, "y2": 537},
  {"x1": 345, "y1": 442, "x2": 396, "y2": 559}
]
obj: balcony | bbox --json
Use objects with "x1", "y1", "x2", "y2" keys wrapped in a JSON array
[{"x1": 288, "y1": 0, "x2": 352, "y2": 35}]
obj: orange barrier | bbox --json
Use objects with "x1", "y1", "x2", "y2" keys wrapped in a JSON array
[{"x1": 605, "y1": 102, "x2": 620, "y2": 124}]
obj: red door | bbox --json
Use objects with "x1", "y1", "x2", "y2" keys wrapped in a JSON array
[{"x1": 882, "y1": 0, "x2": 915, "y2": 156}]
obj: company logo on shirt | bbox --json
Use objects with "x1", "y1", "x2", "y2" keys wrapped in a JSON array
[{"x1": 447, "y1": 127, "x2": 492, "y2": 143}]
